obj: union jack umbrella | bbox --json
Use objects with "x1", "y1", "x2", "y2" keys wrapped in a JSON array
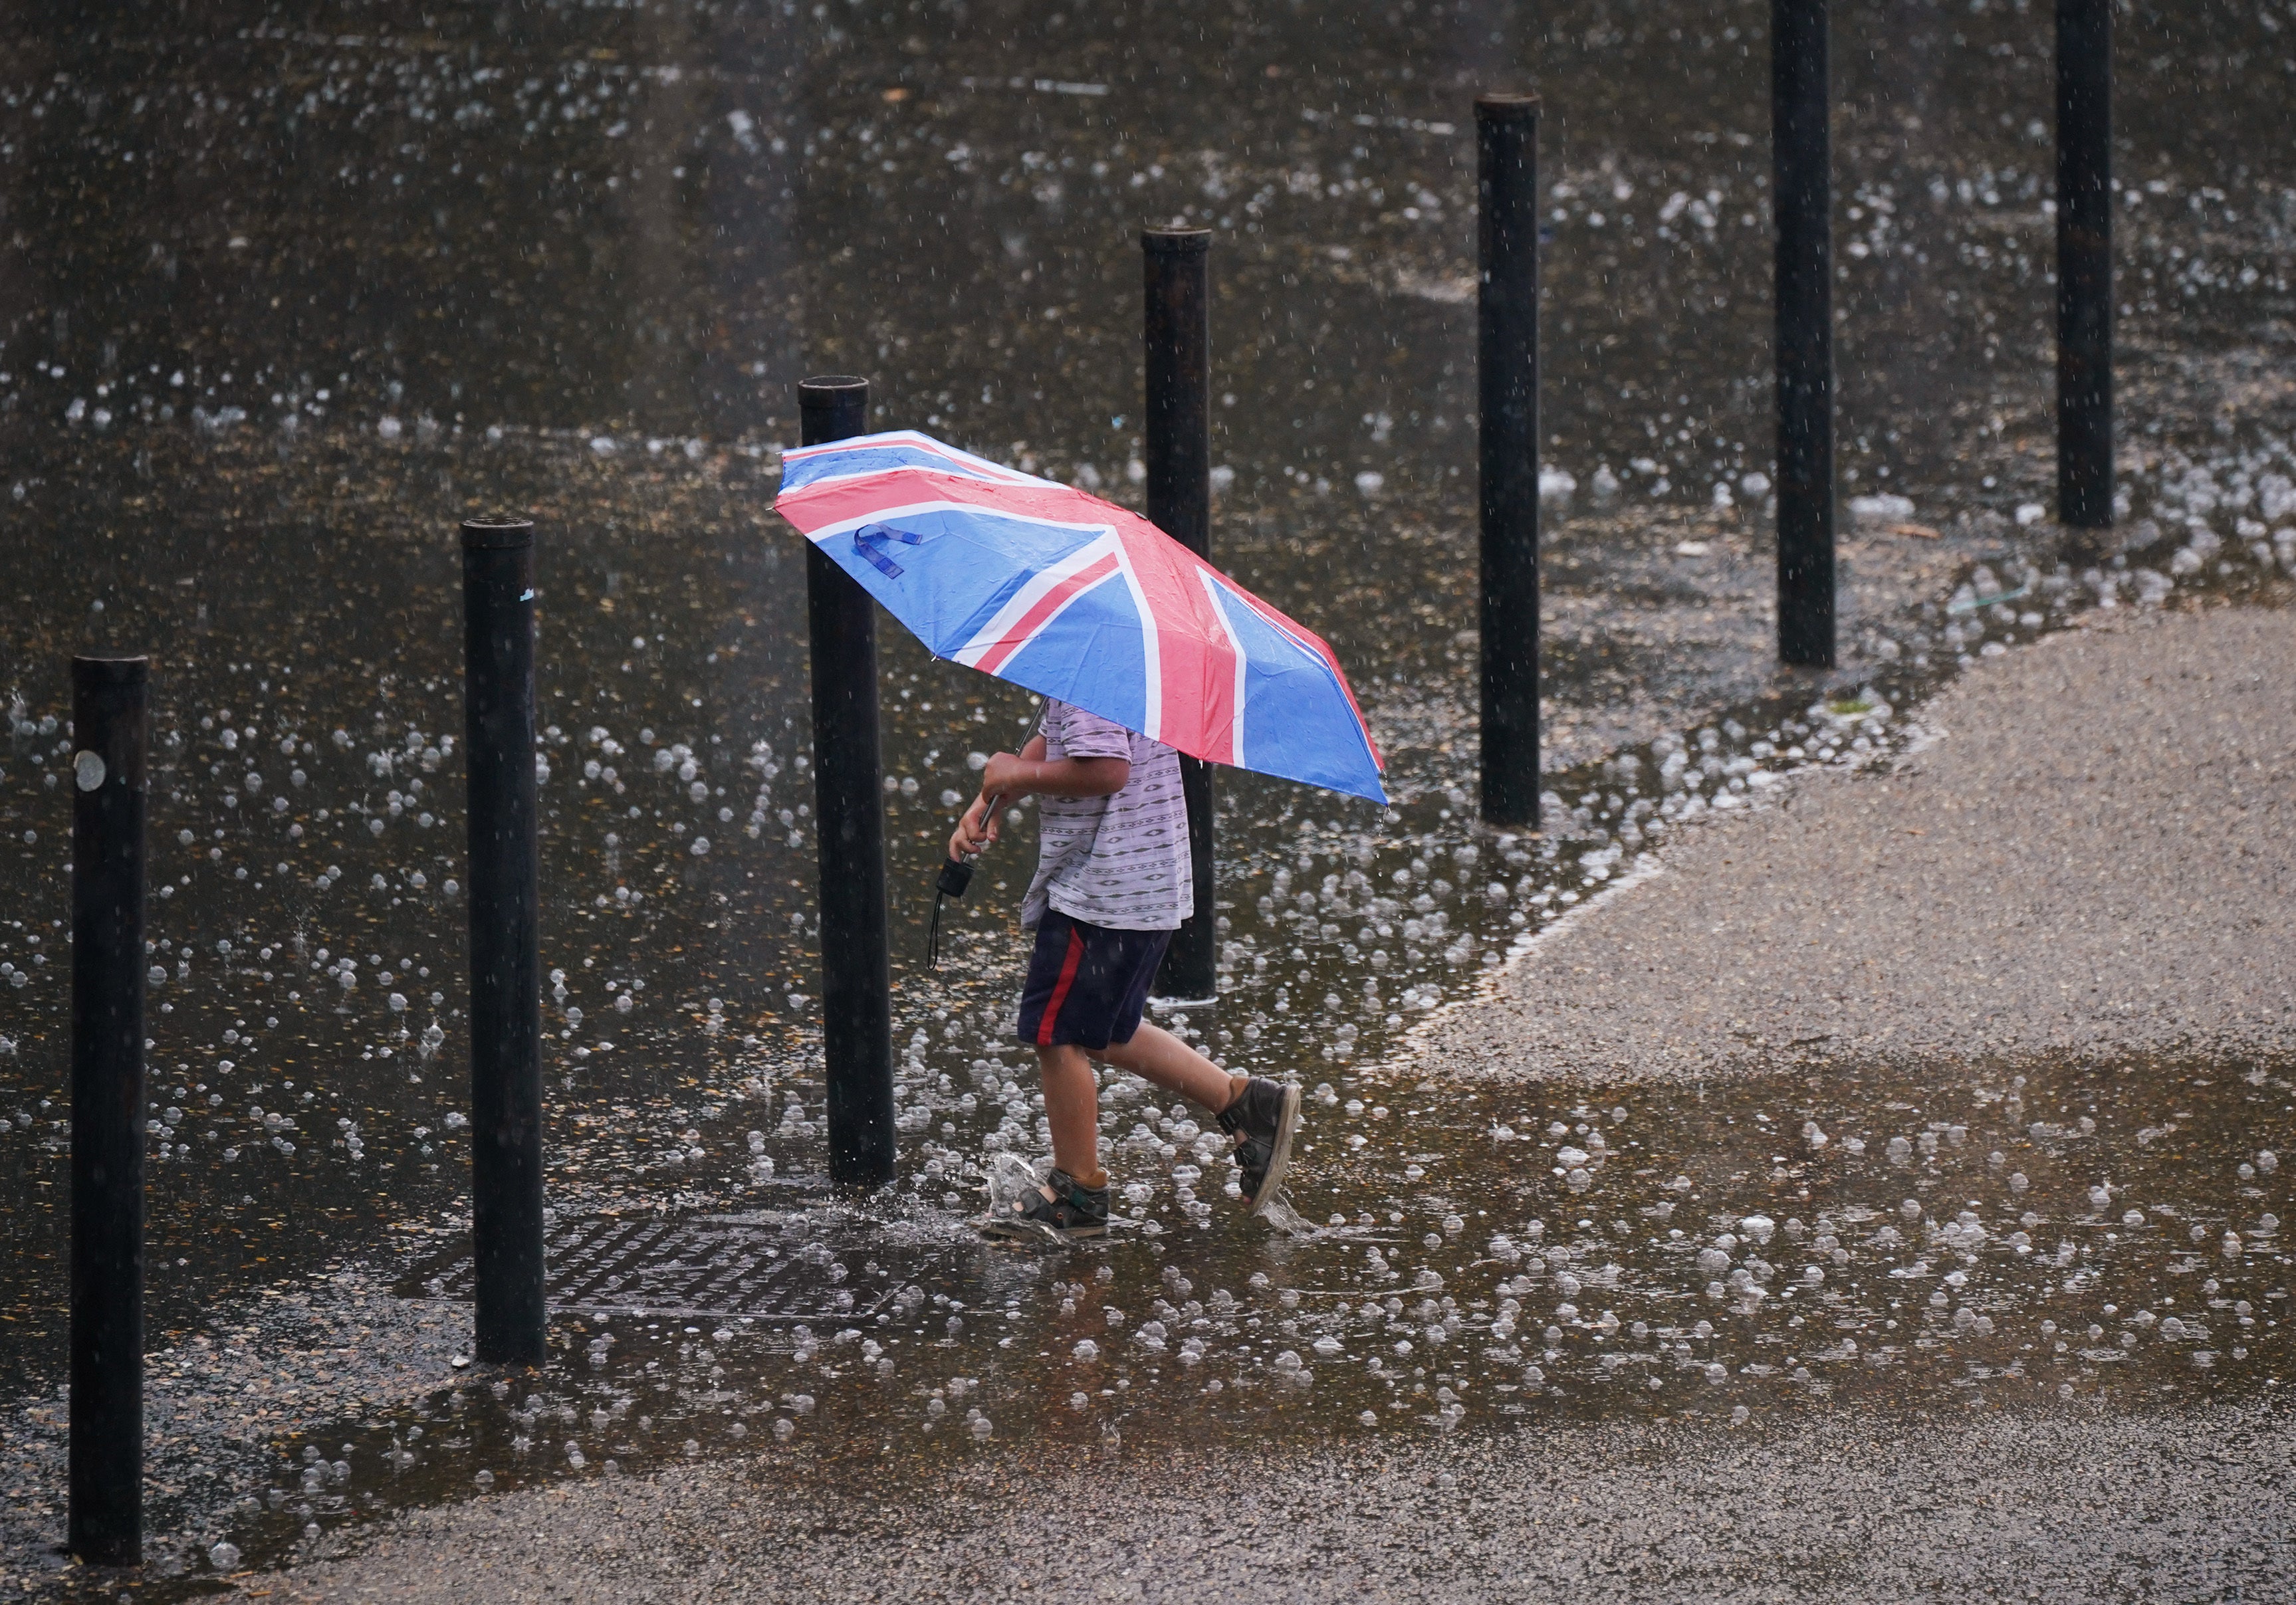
[{"x1": 773, "y1": 430, "x2": 1386, "y2": 803}]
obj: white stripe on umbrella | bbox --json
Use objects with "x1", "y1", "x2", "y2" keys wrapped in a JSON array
[
  {"x1": 1110, "y1": 528, "x2": 1164, "y2": 744},
  {"x1": 796, "y1": 496, "x2": 1115, "y2": 548},
  {"x1": 780, "y1": 429, "x2": 1049, "y2": 488},
  {"x1": 954, "y1": 534, "x2": 1124, "y2": 674},
  {"x1": 1198, "y1": 568, "x2": 1250, "y2": 771}
]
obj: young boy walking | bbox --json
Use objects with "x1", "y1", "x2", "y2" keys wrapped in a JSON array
[{"x1": 950, "y1": 698, "x2": 1301, "y2": 1241}]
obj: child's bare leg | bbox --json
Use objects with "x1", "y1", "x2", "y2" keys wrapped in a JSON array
[
  {"x1": 1036, "y1": 1044, "x2": 1106, "y2": 1184},
  {"x1": 1094, "y1": 1021, "x2": 1242, "y2": 1117}
]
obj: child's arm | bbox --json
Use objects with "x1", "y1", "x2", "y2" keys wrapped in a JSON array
[{"x1": 948, "y1": 735, "x2": 1129, "y2": 857}]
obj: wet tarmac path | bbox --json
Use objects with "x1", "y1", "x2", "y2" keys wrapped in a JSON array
[{"x1": 3, "y1": 0, "x2": 2295, "y2": 1594}]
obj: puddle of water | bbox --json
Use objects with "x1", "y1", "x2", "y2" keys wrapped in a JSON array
[
  {"x1": 408, "y1": 1212, "x2": 955, "y2": 1326},
  {"x1": 3, "y1": 0, "x2": 2296, "y2": 1590},
  {"x1": 69, "y1": 1047, "x2": 2291, "y2": 1587}
]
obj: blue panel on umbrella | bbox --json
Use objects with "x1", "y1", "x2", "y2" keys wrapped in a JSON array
[
  {"x1": 1000, "y1": 584, "x2": 1151, "y2": 736},
  {"x1": 1217, "y1": 588, "x2": 1385, "y2": 800}
]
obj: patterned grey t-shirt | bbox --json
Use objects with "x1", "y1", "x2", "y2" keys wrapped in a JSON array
[{"x1": 1020, "y1": 701, "x2": 1193, "y2": 932}]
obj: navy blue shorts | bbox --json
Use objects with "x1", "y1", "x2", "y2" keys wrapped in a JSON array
[{"x1": 1014, "y1": 909, "x2": 1173, "y2": 1052}]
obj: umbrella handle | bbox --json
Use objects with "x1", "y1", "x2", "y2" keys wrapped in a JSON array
[{"x1": 936, "y1": 793, "x2": 1004, "y2": 904}]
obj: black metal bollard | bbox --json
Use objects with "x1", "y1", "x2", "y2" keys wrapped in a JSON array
[
  {"x1": 1773, "y1": 0, "x2": 1836, "y2": 667},
  {"x1": 1143, "y1": 227, "x2": 1218, "y2": 1002},
  {"x1": 800, "y1": 377, "x2": 897, "y2": 1188},
  {"x1": 461, "y1": 518, "x2": 546, "y2": 1366},
  {"x1": 1476, "y1": 92, "x2": 1542, "y2": 829},
  {"x1": 2057, "y1": 0, "x2": 2114, "y2": 528},
  {"x1": 70, "y1": 655, "x2": 148, "y2": 1566}
]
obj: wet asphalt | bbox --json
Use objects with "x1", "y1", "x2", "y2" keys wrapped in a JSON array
[
  {"x1": 271, "y1": 1396, "x2": 2296, "y2": 1602},
  {"x1": 1426, "y1": 603, "x2": 2296, "y2": 1083},
  {"x1": 198, "y1": 601, "x2": 2296, "y2": 1604}
]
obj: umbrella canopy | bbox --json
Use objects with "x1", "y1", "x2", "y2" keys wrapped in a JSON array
[{"x1": 774, "y1": 430, "x2": 1386, "y2": 803}]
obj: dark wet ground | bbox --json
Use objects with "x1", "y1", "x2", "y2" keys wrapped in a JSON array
[
  {"x1": 267, "y1": 1394, "x2": 2296, "y2": 1602},
  {"x1": 4, "y1": 0, "x2": 2296, "y2": 1593},
  {"x1": 7, "y1": 1037, "x2": 2292, "y2": 1590}
]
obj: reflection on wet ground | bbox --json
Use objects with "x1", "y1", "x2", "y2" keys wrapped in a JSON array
[
  {"x1": 5, "y1": 0, "x2": 2296, "y2": 1592},
  {"x1": 13, "y1": 1041, "x2": 2291, "y2": 1586}
]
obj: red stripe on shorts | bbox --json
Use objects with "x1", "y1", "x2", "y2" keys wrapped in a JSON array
[{"x1": 1036, "y1": 925, "x2": 1087, "y2": 1047}]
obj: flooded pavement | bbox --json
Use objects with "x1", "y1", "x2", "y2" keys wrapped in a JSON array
[
  {"x1": 261, "y1": 1396, "x2": 2296, "y2": 1600},
  {"x1": 9, "y1": 1022, "x2": 2292, "y2": 1594},
  {"x1": 4, "y1": 0, "x2": 2296, "y2": 1595}
]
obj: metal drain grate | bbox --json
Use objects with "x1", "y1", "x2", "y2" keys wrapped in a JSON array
[{"x1": 407, "y1": 1214, "x2": 952, "y2": 1324}]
